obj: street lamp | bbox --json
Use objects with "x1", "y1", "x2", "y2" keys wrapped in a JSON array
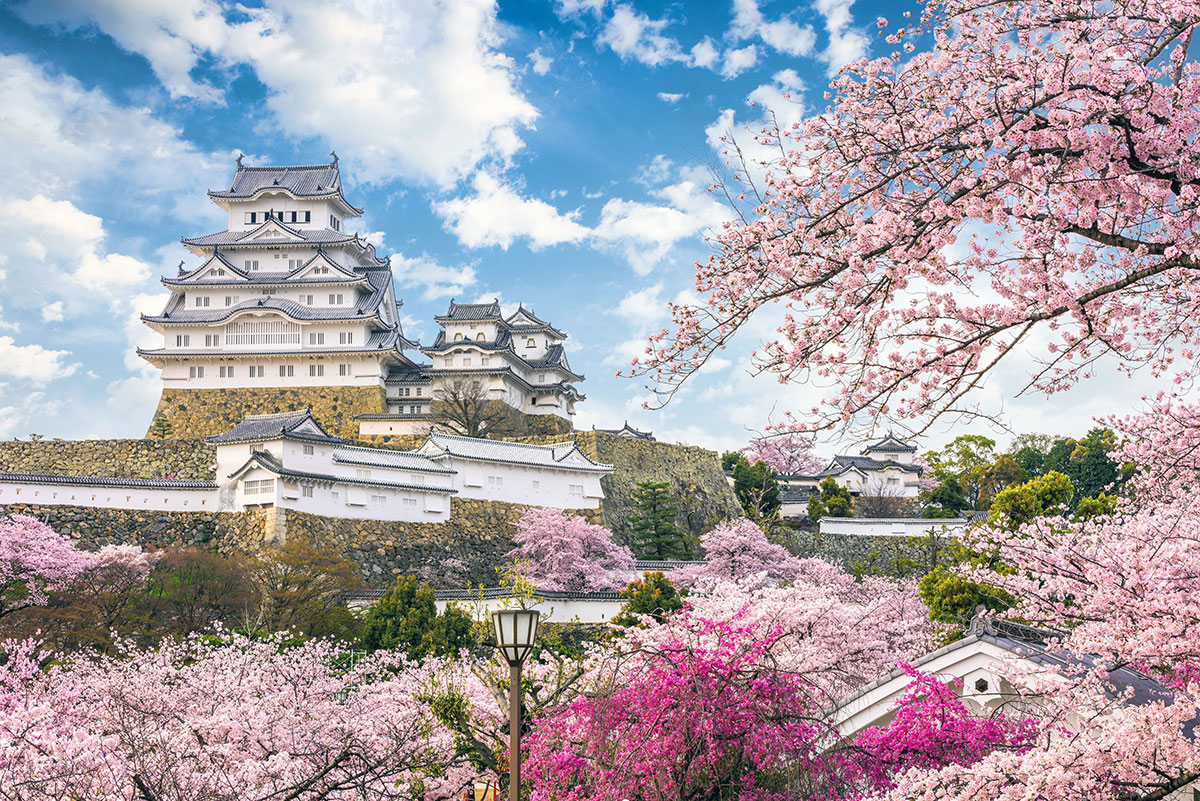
[{"x1": 492, "y1": 608, "x2": 540, "y2": 801}]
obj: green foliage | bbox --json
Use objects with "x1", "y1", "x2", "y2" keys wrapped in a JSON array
[
  {"x1": 924, "y1": 434, "x2": 997, "y2": 508},
  {"x1": 628, "y1": 481, "x2": 687, "y2": 560},
  {"x1": 1010, "y1": 445, "x2": 1046, "y2": 478},
  {"x1": 1075, "y1": 493, "x2": 1119, "y2": 521},
  {"x1": 732, "y1": 459, "x2": 781, "y2": 521},
  {"x1": 360, "y1": 575, "x2": 476, "y2": 660},
  {"x1": 923, "y1": 476, "x2": 969, "y2": 518},
  {"x1": 721, "y1": 451, "x2": 743, "y2": 472},
  {"x1": 148, "y1": 415, "x2": 173, "y2": 439},
  {"x1": 1043, "y1": 437, "x2": 1077, "y2": 476},
  {"x1": 251, "y1": 538, "x2": 366, "y2": 641},
  {"x1": 807, "y1": 476, "x2": 852, "y2": 522},
  {"x1": 612, "y1": 571, "x2": 684, "y2": 627},
  {"x1": 918, "y1": 567, "x2": 1014, "y2": 630},
  {"x1": 987, "y1": 471, "x2": 1074, "y2": 529},
  {"x1": 978, "y1": 454, "x2": 1028, "y2": 508},
  {"x1": 1066, "y1": 428, "x2": 1120, "y2": 502}
]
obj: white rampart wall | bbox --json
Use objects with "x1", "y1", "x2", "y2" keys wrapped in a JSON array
[
  {"x1": 0, "y1": 482, "x2": 221, "y2": 512},
  {"x1": 818, "y1": 517, "x2": 968, "y2": 538},
  {"x1": 437, "y1": 456, "x2": 604, "y2": 509}
]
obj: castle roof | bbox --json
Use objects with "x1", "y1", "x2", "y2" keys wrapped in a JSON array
[
  {"x1": 435, "y1": 299, "x2": 503, "y2": 322},
  {"x1": 229, "y1": 451, "x2": 454, "y2": 495},
  {"x1": 180, "y1": 219, "x2": 388, "y2": 267},
  {"x1": 505, "y1": 304, "x2": 565, "y2": 337},
  {"x1": 0, "y1": 472, "x2": 216, "y2": 490},
  {"x1": 330, "y1": 444, "x2": 454, "y2": 475},
  {"x1": 416, "y1": 430, "x2": 613, "y2": 473},
  {"x1": 208, "y1": 157, "x2": 362, "y2": 216},
  {"x1": 205, "y1": 410, "x2": 342, "y2": 445},
  {"x1": 814, "y1": 454, "x2": 923, "y2": 478},
  {"x1": 595, "y1": 421, "x2": 655, "y2": 441},
  {"x1": 861, "y1": 434, "x2": 917, "y2": 454}
]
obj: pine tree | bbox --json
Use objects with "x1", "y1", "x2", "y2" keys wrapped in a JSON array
[
  {"x1": 627, "y1": 481, "x2": 686, "y2": 560},
  {"x1": 359, "y1": 575, "x2": 475, "y2": 660},
  {"x1": 149, "y1": 415, "x2": 173, "y2": 440}
]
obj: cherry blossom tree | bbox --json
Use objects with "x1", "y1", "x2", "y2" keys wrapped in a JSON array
[
  {"x1": 506, "y1": 508, "x2": 635, "y2": 591},
  {"x1": 741, "y1": 432, "x2": 823, "y2": 475},
  {"x1": 0, "y1": 516, "x2": 93, "y2": 620},
  {"x1": 630, "y1": 0, "x2": 1200, "y2": 437},
  {"x1": 671, "y1": 519, "x2": 805, "y2": 587},
  {"x1": 0, "y1": 632, "x2": 470, "y2": 801}
]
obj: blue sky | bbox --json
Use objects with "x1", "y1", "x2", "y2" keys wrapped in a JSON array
[{"x1": 0, "y1": 0, "x2": 1163, "y2": 454}]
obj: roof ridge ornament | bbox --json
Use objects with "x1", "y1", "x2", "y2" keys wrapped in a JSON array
[
  {"x1": 330, "y1": 150, "x2": 338, "y2": 167},
  {"x1": 235, "y1": 152, "x2": 243, "y2": 169}
]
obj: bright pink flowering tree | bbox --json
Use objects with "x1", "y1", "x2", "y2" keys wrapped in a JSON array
[
  {"x1": 0, "y1": 516, "x2": 92, "y2": 619},
  {"x1": 507, "y1": 508, "x2": 635, "y2": 591},
  {"x1": 741, "y1": 433, "x2": 823, "y2": 475},
  {"x1": 630, "y1": 0, "x2": 1200, "y2": 436}
]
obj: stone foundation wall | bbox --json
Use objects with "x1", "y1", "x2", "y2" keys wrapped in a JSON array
[
  {"x1": 787, "y1": 529, "x2": 955, "y2": 578},
  {"x1": 148, "y1": 386, "x2": 389, "y2": 439},
  {"x1": 0, "y1": 439, "x2": 215, "y2": 479},
  {"x1": 0, "y1": 504, "x2": 264, "y2": 553}
]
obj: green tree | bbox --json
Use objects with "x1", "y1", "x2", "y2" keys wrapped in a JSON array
[
  {"x1": 922, "y1": 476, "x2": 969, "y2": 518},
  {"x1": 628, "y1": 481, "x2": 687, "y2": 559},
  {"x1": 807, "y1": 476, "x2": 852, "y2": 522},
  {"x1": 1075, "y1": 492, "x2": 1119, "y2": 521},
  {"x1": 1043, "y1": 437, "x2": 1077, "y2": 476},
  {"x1": 924, "y1": 434, "x2": 997, "y2": 508},
  {"x1": 1066, "y1": 427, "x2": 1120, "y2": 503},
  {"x1": 612, "y1": 572, "x2": 684, "y2": 627},
  {"x1": 731, "y1": 459, "x2": 780, "y2": 521},
  {"x1": 1009, "y1": 445, "x2": 1046, "y2": 478},
  {"x1": 360, "y1": 575, "x2": 476, "y2": 659},
  {"x1": 918, "y1": 567, "x2": 1014, "y2": 631},
  {"x1": 148, "y1": 414, "x2": 174, "y2": 439},
  {"x1": 978, "y1": 454, "x2": 1028, "y2": 509},
  {"x1": 721, "y1": 451, "x2": 743, "y2": 472},
  {"x1": 987, "y1": 471, "x2": 1074, "y2": 529}
]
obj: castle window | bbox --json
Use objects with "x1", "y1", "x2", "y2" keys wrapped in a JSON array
[
  {"x1": 219, "y1": 365, "x2": 233, "y2": 378},
  {"x1": 338, "y1": 364, "x2": 350, "y2": 376},
  {"x1": 243, "y1": 478, "x2": 275, "y2": 495},
  {"x1": 279, "y1": 365, "x2": 294, "y2": 377},
  {"x1": 303, "y1": 211, "x2": 311, "y2": 223},
  {"x1": 194, "y1": 296, "x2": 210, "y2": 307},
  {"x1": 225, "y1": 296, "x2": 239, "y2": 306},
  {"x1": 409, "y1": 405, "x2": 417, "y2": 414},
  {"x1": 300, "y1": 295, "x2": 314, "y2": 305},
  {"x1": 189, "y1": 366, "x2": 204, "y2": 378},
  {"x1": 226, "y1": 320, "x2": 299, "y2": 346},
  {"x1": 245, "y1": 212, "x2": 256, "y2": 224},
  {"x1": 401, "y1": 387, "x2": 409, "y2": 397},
  {"x1": 402, "y1": 497, "x2": 418, "y2": 509},
  {"x1": 454, "y1": 333, "x2": 463, "y2": 341},
  {"x1": 251, "y1": 365, "x2": 264, "y2": 377},
  {"x1": 569, "y1": 484, "x2": 583, "y2": 496},
  {"x1": 462, "y1": 358, "x2": 472, "y2": 367},
  {"x1": 526, "y1": 338, "x2": 535, "y2": 348},
  {"x1": 371, "y1": 494, "x2": 386, "y2": 504},
  {"x1": 328, "y1": 293, "x2": 343, "y2": 304},
  {"x1": 204, "y1": 334, "x2": 219, "y2": 347},
  {"x1": 339, "y1": 332, "x2": 353, "y2": 344},
  {"x1": 302, "y1": 444, "x2": 314, "y2": 455},
  {"x1": 538, "y1": 373, "x2": 546, "y2": 383},
  {"x1": 176, "y1": 335, "x2": 190, "y2": 347},
  {"x1": 301, "y1": 484, "x2": 313, "y2": 497},
  {"x1": 415, "y1": 388, "x2": 422, "y2": 396},
  {"x1": 261, "y1": 288, "x2": 277, "y2": 295},
  {"x1": 313, "y1": 266, "x2": 329, "y2": 275},
  {"x1": 310, "y1": 364, "x2": 325, "y2": 377},
  {"x1": 488, "y1": 475, "x2": 503, "y2": 487},
  {"x1": 289, "y1": 259, "x2": 304, "y2": 269},
  {"x1": 309, "y1": 333, "x2": 325, "y2": 345},
  {"x1": 215, "y1": 268, "x2": 225, "y2": 276},
  {"x1": 245, "y1": 260, "x2": 259, "y2": 270},
  {"x1": 476, "y1": 333, "x2": 485, "y2": 342},
  {"x1": 356, "y1": 469, "x2": 371, "y2": 479}
]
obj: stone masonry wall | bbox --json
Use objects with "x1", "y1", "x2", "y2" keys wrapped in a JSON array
[
  {"x1": 788, "y1": 528, "x2": 955, "y2": 578},
  {"x1": 0, "y1": 439, "x2": 215, "y2": 479},
  {"x1": 0, "y1": 498, "x2": 600, "y2": 588},
  {"x1": 148, "y1": 386, "x2": 389, "y2": 439}
]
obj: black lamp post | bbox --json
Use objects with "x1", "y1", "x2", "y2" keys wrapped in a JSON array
[{"x1": 491, "y1": 608, "x2": 540, "y2": 801}]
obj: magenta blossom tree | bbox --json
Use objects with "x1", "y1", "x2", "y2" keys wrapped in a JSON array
[
  {"x1": 672, "y1": 520, "x2": 806, "y2": 587},
  {"x1": 506, "y1": 508, "x2": 635, "y2": 591}
]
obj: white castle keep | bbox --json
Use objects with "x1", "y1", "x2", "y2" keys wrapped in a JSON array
[{"x1": 137, "y1": 155, "x2": 583, "y2": 434}]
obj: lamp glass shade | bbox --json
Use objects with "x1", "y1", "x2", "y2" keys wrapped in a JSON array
[{"x1": 492, "y1": 608, "x2": 540, "y2": 665}]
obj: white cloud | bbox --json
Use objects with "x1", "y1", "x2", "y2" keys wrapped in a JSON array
[
  {"x1": 41, "y1": 302, "x2": 64, "y2": 323},
  {"x1": 598, "y1": 4, "x2": 686, "y2": 66},
  {"x1": 392, "y1": 253, "x2": 478, "y2": 301},
  {"x1": 657, "y1": 92, "x2": 685, "y2": 103},
  {"x1": 555, "y1": 0, "x2": 607, "y2": 16},
  {"x1": 730, "y1": 0, "x2": 816, "y2": 57},
  {"x1": 615, "y1": 283, "x2": 666, "y2": 326},
  {"x1": 746, "y1": 68, "x2": 806, "y2": 131},
  {"x1": 815, "y1": 0, "x2": 870, "y2": 73},
  {"x1": 528, "y1": 48, "x2": 553, "y2": 75},
  {"x1": 433, "y1": 171, "x2": 590, "y2": 250},
  {"x1": 0, "y1": 336, "x2": 78, "y2": 384},
  {"x1": 720, "y1": 43, "x2": 759, "y2": 79},
  {"x1": 17, "y1": 0, "x2": 538, "y2": 187},
  {"x1": 690, "y1": 37, "x2": 720, "y2": 69}
]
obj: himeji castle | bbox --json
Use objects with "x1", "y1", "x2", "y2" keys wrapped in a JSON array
[{"x1": 137, "y1": 155, "x2": 583, "y2": 437}]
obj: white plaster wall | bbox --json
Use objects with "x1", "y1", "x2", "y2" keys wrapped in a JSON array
[
  {"x1": 228, "y1": 198, "x2": 337, "y2": 232},
  {"x1": 159, "y1": 355, "x2": 387, "y2": 389},
  {"x1": 818, "y1": 517, "x2": 967, "y2": 538},
  {"x1": 0, "y1": 481, "x2": 219, "y2": 512},
  {"x1": 436, "y1": 456, "x2": 603, "y2": 509}
]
